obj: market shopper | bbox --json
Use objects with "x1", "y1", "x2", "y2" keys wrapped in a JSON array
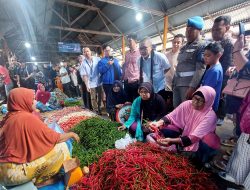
[
  {"x1": 201, "y1": 42, "x2": 224, "y2": 111},
  {"x1": 78, "y1": 54, "x2": 90, "y2": 108},
  {"x1": 147, "y1": 86, "x2": 220, "y2": 163},
  {"x1": 118, "y1": 82, "x2": 167, "y2": 141},
  {"x1": 35, "y1": 83, "x2": 51, "y2": 105},
  {"x1": 165, "y1": 34, "x2": 185, "y2": 112},
  {"x1": 33, "y1": 65, "x2": 45, "y2": 91},
  {"x1": 122, "y1": 34, "x2": 140, "y2": 102},
  {"x1": 81, "y1": 47, "x2": 102, "y2": 113},
  {"x1": 0, "y1": 88, "x2": 79, "y2": 186},
  {"x1": 69, "y1": 66, "x2": 81, "y2": 98},
  {"x1": 212, "y1": 15, "x2": 234, "y2": 125},
  {"x1": 17, "y1": 62, "x2": 35, "y2": 89},
  {"x1": 0, "y1": 57, "x2": 13, "y2": 97},
  {"x1": 218, "y1": 92, "x2": 250, "y2": 189},
  {"x1": 107, "y1": 80, "x2": 129, "y2": 121},
  {"x1": 8, "y1": 56, "x2": 20, "y2": 88},
  {"x1": 224, "y1": 34, "x2": 250, "y2": 138},
  {"x1": 98, "y1": 45, "x2": 122, "y2": 101},
  {"x1": 138, "y1": 37, "x2": 171, "y2": 100},
  {"x1": 59, "y1": 62, "x2": 72, "y2": 98},
  {"x1": 173, "y1": 16, "x2": 206, "y2": 108}
]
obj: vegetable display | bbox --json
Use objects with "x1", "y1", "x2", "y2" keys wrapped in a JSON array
[
  {"x1": 59, "y1": 116, "x2": 89, "y2": 132},
  {"x1": 45, "y1": 106, "x2": 83, "y2": 123},
  {"x1": 73, "y1": 143, "x2": 218, "y2": 190},
  {"x1": 72, "y1": 118, "x2": 126, "y2": 166},
  {"x1": 58, "y1": 111, "x2": 96, "y2": 124},
  {"x1": 64, "y1": 98, "x2": 82, "y2": 107}
]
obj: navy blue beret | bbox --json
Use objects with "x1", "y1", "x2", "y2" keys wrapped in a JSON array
[{"x1": 187, "y1": 16, "x2": 204, "y2": 30}]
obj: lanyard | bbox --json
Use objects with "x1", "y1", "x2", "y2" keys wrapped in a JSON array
[{"x1": 85, "y1": 58, "x2": 93, "y2": 76}]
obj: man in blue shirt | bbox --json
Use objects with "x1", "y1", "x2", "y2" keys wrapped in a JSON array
[
  {"x1": 98, "y1": 45, "x2": 122, "y2": 100},
  {"x1": 137, "y1": 37, "x2": 171, "y2": 100},
  {"x1": 201, "y1": 42, "x2": 224, "y2": 111}
]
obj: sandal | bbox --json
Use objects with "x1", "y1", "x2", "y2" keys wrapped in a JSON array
[
  {"x1": 226, "y1": 149, "x2": 234, "y2": 156},
  {"x1": 221, "y1": 138, "x2": 237, "y2": 147},
  {"x1": 218, "y1": 171, "x2": 236, "y2": 183},
  {"x1": 213, "y1": 160, "x2": 227, "y2": 171},
  {"x1": 35, "y1": 174, "x2": 62, "y2": 188},
  {"x1": 222, "y1": 154, "x2": 230, "y2": 162}
]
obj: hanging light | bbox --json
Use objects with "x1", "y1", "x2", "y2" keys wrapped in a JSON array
[
  {"x1": 135, "y1": 12, "x2": 143, "y2": 22},
  {"x1": 25, "y1": 42, "x2": 31, "y2": 48},
  {"x1": 31, "y1": 56, "x2": 36, "y2": 61}
]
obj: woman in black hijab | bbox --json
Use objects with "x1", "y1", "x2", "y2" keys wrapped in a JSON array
[
  {"x1": 107, "y1": 80, "x2": 128, "y2": 120},
  {"x1": 118, "y1": 82, "x2": 167, "y2": 141}
]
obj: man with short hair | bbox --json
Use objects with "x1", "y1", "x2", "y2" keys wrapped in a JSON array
[
  {"x1": 122, "y1": 34, "x2": 140, "y2": 102},
  {"x1": 98, "y1": 45, "x2": 122, "y2": 101},
  {"x1": 165, "y1": 34, "x2": 185, "y2": 112},
  {"x1": 80, "y1": 47, "x2": 102, "y2": 114},
  {"x1": 17, "y1": 62, "x2": 35, "y2": 89},
  {"x1": 212, "y1": 15, "x2": 233, "y2": 124},
  {"x1": 138, "y1": 37, "x2": 171, "y2": 98},
  {"x1": 59, "y1": 61, "x2": 72, "y2": 97},
  {"x1": 173, "y1": 16, "x2": 206, "y2": 108}
]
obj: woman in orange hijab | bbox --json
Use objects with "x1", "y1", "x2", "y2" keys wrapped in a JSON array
[{"x1": 0, "y1": 88, "x2": 80, "y2": 187}]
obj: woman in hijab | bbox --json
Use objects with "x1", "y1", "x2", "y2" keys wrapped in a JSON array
[
  {"x1": 36, "y1": 83, "x2": 51, "y2": 105},
  {"x1": 107, "y1": 80, "x2": 128, "y2": 121},
  {"x1": 0, "y1": 88, "x2": 79, "y2": 187},
  {"x1": 147, "y1": 86, "x2": 220, "y2": 163},
  {"x1": 118, "y1": 82, "x2": 167, "y2": 141}
]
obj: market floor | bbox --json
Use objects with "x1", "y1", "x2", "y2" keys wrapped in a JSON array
[{"x1": 208, "y1": 118, "x2": 243, "y2": 190}]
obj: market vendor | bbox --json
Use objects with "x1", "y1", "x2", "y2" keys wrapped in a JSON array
[
  {"x1": 0, "y1": 88, "x2": 80, "y2": 187},
  {"x1": 107, "y1": 80, "x2": 129, "y2": 121},
  {"x1": 118, "y1": 82, "x2": 167, "y2": 141},
  {"x1": 147, "y1": 86, "x2": 220, "y2": 163},
  {"x1": 36, "y1": 83, "x2": 51, "y2": 105}
]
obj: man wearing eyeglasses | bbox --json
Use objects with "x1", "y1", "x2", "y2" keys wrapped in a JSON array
[
  {"x1": 98, "y1": 45, "x2": 122, "y2": 102},
  {"x1": 138, "y1": 37, "x2": 171, "y2": 100}
]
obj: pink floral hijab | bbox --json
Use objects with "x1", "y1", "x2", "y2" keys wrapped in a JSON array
[{"x1": 167, "y1": 86, "x2": 217, "y2": 151}]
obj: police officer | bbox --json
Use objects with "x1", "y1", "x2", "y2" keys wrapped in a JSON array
[{"x1": 173, "y1": 16, "x2": 206, "y2": 107}]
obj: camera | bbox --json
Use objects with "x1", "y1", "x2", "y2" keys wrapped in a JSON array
[
  {"x1": 109, "y1": 56, "x2": 114, "y2": 61},
  {"x1": 239, "y1": 22, "x2": 250, "y2": 36}
]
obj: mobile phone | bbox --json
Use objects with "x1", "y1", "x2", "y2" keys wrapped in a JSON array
[
  {"x1": 109, "y1": 56, "x2": 114, "y2": 61},
  {"x1": 239, "y1": 22, "x2": 245, "y2": 36}
]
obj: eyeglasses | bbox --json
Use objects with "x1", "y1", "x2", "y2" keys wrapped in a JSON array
[
  {"x1": 139, "y1": 46, "x2": 149, "y2": 51},
  {"x1": 192, "y1": 96, "x2": 205, "y2": 104},
  {"x1": 139, "y1": 90, "x2": 149, "y2": 95}
]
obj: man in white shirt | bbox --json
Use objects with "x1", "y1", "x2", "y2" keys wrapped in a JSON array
[
  {"x1": 80, "y1": 47, "x2": 102, "y2": 114},
  {"x1": 59, "y1": 62, "x2": 72, "y2": 97}
]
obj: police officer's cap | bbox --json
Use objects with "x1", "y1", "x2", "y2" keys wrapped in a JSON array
[{"x1": 187, "y1": 16, "x2": 204, "y2": 30}]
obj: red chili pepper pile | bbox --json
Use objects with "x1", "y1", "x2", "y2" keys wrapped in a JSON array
[
  {"x1": 73, "y1": 143, "x2": 218, "y2": 190},
  {"x1": 60, "y1": 116, "x2": 89, "y2": 132},
  {"x1": 46, "y1": 106, "x2": 83, "y2": 123}
]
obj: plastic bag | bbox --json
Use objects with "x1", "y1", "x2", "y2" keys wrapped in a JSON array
[
  {"x1": 115, "y1": 133, "x2": 136, "y2": 149},
  {"x1": 48, "y1": 122, "x2": 73, "y2": 155},
  {"x1": 1, "y1": 104, "x2": 8, "y2": 114}
]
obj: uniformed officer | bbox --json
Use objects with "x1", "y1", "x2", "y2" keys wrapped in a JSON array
[{"x1": 173, "y1": 16, "x2": 206, "y2": 107}]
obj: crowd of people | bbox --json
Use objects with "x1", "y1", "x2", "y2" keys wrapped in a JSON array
[{"x1": 0, "y1": 14, "x2": 249, "y2": 189}]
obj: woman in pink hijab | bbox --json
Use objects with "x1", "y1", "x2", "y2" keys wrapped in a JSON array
[
  {"x1": 35, "y1": 83, "x2": 51, "y2": 105},
  {"x1": 147, "y1": 86, "x2": 220, "y2": 163}
]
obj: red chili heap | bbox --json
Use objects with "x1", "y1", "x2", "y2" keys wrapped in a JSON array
[
  {"x1": 74, "y1": 143, "x2": 218, "y2": 190},
  {"x1": 60, "y1": 116, "x2": 89, "y2": 132}
]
